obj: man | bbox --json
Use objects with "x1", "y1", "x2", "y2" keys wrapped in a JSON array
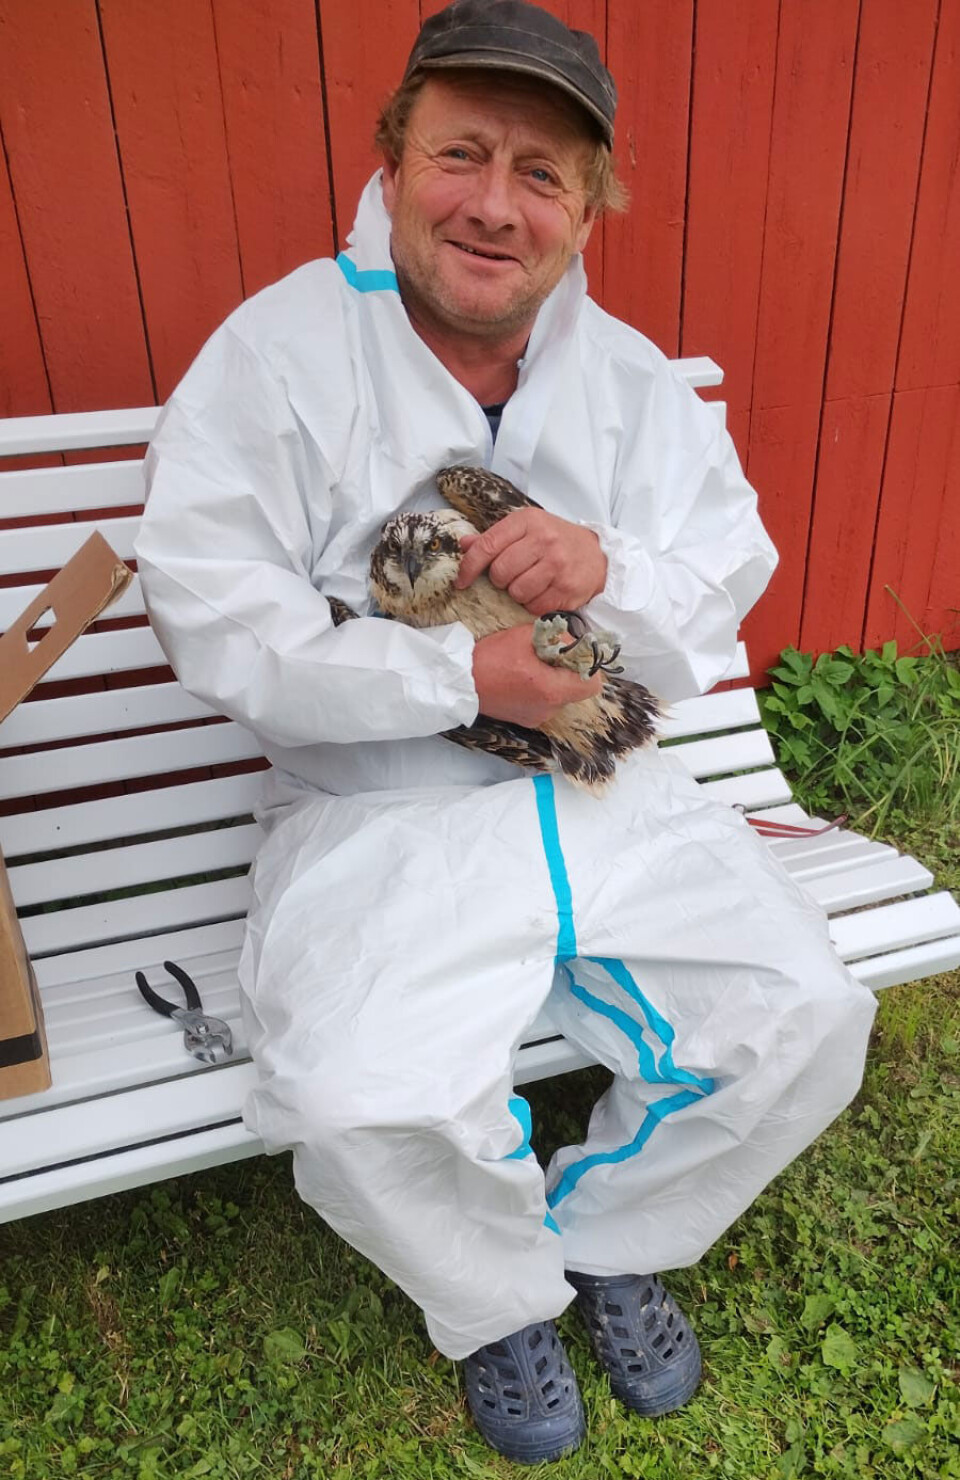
[{"x1": 135, "y1": 1, "x2": 876, "y2": 1464}]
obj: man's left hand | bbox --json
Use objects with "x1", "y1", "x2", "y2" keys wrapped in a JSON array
[{"x1": 455, "y1": 509, "x2": 607, "y2": 615}]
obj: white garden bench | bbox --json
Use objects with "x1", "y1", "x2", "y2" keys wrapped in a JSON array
[{"x1": 2, "y1": 359, "x2": 959, "y2": 1225}]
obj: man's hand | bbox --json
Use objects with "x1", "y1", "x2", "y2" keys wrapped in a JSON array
[
  {"x1": 472, "y1": 625, "x2": 603, "y2": 728},
  {"x1": 456, "y1": 508, "x2": 607, "y2": 615}
]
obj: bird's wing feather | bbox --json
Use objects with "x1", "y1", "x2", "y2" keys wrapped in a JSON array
[{"x1": 435, "y1": 465, "x2": 542, "y2": 532}]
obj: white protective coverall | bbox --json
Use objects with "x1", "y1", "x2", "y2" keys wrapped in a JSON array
[{"x1": 136, "y1": 174, "x2": 877, "y2": 1360}]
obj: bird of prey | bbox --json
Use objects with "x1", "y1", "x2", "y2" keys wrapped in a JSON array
[{"x1": 332, "y1": 465, "x2": 661, "y2": 793}]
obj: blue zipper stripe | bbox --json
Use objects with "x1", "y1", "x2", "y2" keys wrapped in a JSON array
[
  {"x1": 546, "y1": 1089, "x2": 702, "y2": 1208},
  {"x1": 590, "y1": 956, "x2": 715, "y2": 1095},
  {"x1": 528, "y1": 776, "x2": 715, "y2": 1215},
  {"x1": 336, "y1": 252, "x2": 400, "y2": 294},
  {"x1": 561, "y1": 964, "x2": 669, "y2": 1085},
  {"x1": 532, "y1": 775, "x2": 577, "y2": 961},
  {"x1": 505, "y1": 1095, "x2": 534, "y2": 1160}
]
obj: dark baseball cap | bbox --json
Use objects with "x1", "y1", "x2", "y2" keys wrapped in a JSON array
[{"x1": 403, "y1": 0, "x2": 616, "y2": 147}]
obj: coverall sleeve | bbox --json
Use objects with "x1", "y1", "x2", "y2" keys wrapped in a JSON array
[
  {"x1": 583, "y1": 366, "x2": 778, "y2": 703},
  {"x1": 135, "y1": 325, "x2": 479, "y2": 750}
]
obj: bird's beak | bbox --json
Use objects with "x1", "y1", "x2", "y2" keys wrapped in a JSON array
[{"x1": 404, "y1": 552, "x2": 423, "y2": 587}]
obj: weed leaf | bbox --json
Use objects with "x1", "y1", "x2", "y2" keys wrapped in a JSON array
[
  {"x1": 821, "y1": 1323, "x2": 859, "y2": 1373},
  {"x1": 882, "y1": 1418, "x2": 927, "y2": 1453},
  {"x1": 800, "y1": 1292, "x2": 835, "y2": 1330},
  {"x1": 898, "y1": 1367, "x2": 936, "y2": 1406},
  {"x1": 263, "y1": 1327, "x2": 306, "y2": 1364}
]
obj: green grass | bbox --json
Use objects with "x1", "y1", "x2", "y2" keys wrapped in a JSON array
[{"x1": 1, "y1": 837, "x2": 958, "y2": 1479}]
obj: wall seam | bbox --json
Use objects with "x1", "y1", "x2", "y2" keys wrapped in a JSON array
[
  {"x1": 93, "y1": 0, "x2": 159, "y2": 407},
  {"x1": 797, "y1": 0, "x2": 863, "y2": 650},
  {"x1": 860, "y1": 0, "x2": 942, "y2": 648},
  {"x1": 0, "y1": 112, "x2": 58, "y2": 419},
  {"x1": 314, "y1": 0, "x2": 340, "y2": 252}
]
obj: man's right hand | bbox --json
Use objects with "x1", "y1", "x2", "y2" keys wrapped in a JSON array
[{"x1": 471, "y1": 625, "x2": 603, "y2": 728}]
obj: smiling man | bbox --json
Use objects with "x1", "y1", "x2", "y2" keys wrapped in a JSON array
[{"x1": 136, "y1": 0, "x2": 877, "y2": 1465}]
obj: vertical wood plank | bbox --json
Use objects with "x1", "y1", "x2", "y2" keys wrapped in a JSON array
[
  {"x1": 924, "y1": 402, "x2": 960, "y2": 646},
  {"x1": 799, "y1": 394, "x2": 892, "y2": 653},
  {"x1": 99, "y1": 0, "x2": 244, "y2": 400},
  {"x1": 212, "y1": 0, "x2": 335, "y2": 298},
  {"x1": 746, "y1": 0, "x2": 859, "y2": 669},
  {"x1": 319, "y1": 0, "x2": 421, "y2": 242},
  {"x1": 603, "y1": 0, "x2": 693, "y2": 354},
  {"x1": 535, "y1": 0, "x2": 608, "y2": 302},
  {"x1": 864, "y1": 386, "x2": 958, "y2": 649},
  {"x1": 681, "y1": 0, "x2": 778, "y2": 417},
  {"x1": 750, "y1": 0, "x2": 858, "y2": 411},
  {"x1": 741, "y1": 402, "x2": 821, "y2": 676},
  {"x1": 0, "y1": 0, "x2": 154, "y2": 412},
  {"x1": 0, "y1": 139, "x2": 51, "y2": 419},
  {"x1": 897, "y1": 0, "x2": 960, "y2": 392},
  {"x1": 802, "y1": 0, "x2": 938, "y2": 656},
  {"x1": 825, "y1": 0, "x2": 937, "y2": 400}
]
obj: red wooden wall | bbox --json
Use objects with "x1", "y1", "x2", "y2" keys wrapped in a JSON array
[{"x1": 1, "y1": 0, "x2": 957, "y2": 672}]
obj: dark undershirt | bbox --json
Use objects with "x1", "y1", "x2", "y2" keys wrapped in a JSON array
[{"x1": 482, "y1": 402, "x2": 506, "y2": 444}]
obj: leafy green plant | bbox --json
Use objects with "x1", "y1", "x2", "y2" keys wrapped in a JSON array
[{"x1": 759, "y1": 638, "x2": 960, "y2": 833}]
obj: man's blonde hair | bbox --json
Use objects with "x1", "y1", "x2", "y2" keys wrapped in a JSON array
[{"x1": 374, "y1": 71, "x2": 629, "y2": 215}]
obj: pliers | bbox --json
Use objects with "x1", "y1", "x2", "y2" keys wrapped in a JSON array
[{"x1": 135, "y1": 960, "x2": 234, "y2": 1065}]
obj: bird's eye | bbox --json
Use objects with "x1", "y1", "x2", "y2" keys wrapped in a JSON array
[{"x1": 427, "y1": 537, "x2": 441, "y2": 552}]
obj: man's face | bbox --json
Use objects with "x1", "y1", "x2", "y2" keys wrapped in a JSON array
[{"x1": 381, "y1": 74, "x2": 598, "y2": 342}]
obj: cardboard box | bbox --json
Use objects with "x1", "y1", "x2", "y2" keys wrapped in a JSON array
[{"x1": 0, "y1": 532, "x2": 132, "y2": 1100}]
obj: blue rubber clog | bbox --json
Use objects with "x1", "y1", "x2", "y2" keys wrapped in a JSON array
[
  {"x1": 567, "y1": 1271, "x2": 701, "y2": 1416},
  {"x1": 462, "y1": 1318, "x2": 586, "y2": 1464}
]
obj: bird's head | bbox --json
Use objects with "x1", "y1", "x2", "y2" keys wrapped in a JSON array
[{"x1": 370, "y1": 509, "x2": 473, "y2": 612}]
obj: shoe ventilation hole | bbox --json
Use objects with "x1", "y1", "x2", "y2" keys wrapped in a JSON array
[
  {"x1": 488, "y1": 1342, "x2": 507, "y2": 1357},
  {"x1": 547, "y1": 1397, "x2": 560, "y2": 1410},
  {"x1": 620, "y1": 1347, "x2": 638, "y2": 1358},
  {"x1": 613, "y1": 1325, "x2": 629, "y2": 1339},
  {"x1": 482, "y1": 1398, "x2": 497, "y2": 1410},
  {"x1": 676, "y1": 1330, "x2": 685, "y2": 1345},
  {"x1": 535, "y1": 1356, "x2": 548, "y2": 1375},
  {"x1": 542, "y1": 1380, "x2": 555, "y2": 1395},
  {"x1": 507, "y1": 1405, "x2": 523, "y2": 1416},
  {"x1": 528, "y1": 1329, "x2": 544, "y2": 1349},
  {"x1": 627, "y1": 1362, "x2": 645, "y2": 1373},
  {"x1": 643, "y1": 1313, "x2": 657, "y2": 1332},
  {"x1": 653, "y1": 1333, "x2": 665, "y2": 1350},
  {"x1": 504, "y1": 1388, "x2": 522, "y2": 1400},
  {"x1": 604, "y1": 1302, "x2": 623, "y2": 1317}
]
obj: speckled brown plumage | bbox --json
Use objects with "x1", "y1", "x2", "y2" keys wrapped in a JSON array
[{"x1": 334, "y1": 466, "x2": 661, "y2": 792}]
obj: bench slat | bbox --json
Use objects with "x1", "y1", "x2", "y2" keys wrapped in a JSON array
[
  {"x1": 0, "y1": 574, "x2": 144, "y2": 631},
  {"x1": 659, "y1": 686, "x2": 760, "y2": 738},
  {"x1": 0, "y1": 719, "x2": 260, "y2": 801},
  {"x1": 671, "y1": 727, "x2": 775, "y2": 779},
  {"x1": 0, "y1": 514, "x2": 140, "y2": 572},
  {"x1": 0, "y1": 773, "x2": 264, "y2": 859},
  {"x1": 8, "y1": 822, "x2": 260, "y2": 908},
  {"x1": 830, "y1": 891, "x2": 960, "y2": 959},
  {"x1": 849, "y1": 933, "x2": 960, "y2": 991},
  {"x1": 0, "y1": 677, "x2": 216, "y2": 749},
  {"x1": 4, "y1": 671, "x2": 758, "y2": 752},
  {"x1": 21, "y1": 876, "x2": 251, "y2": 958},
  {"x1": 0, "y1": 1123, "x2": 263, "y2": 1224},
  {"x1": 0, "y1": 406, "x2": 159, "y2": 457},
  {"x1": 33, "y1": 918, "x2": 247, "y2": 990},
  {"x1": 802, "y1": 855, "x2": 933, "y2": 911},
  {"x1": 0, "y1": 459, "x2": 144, "y2": 518},
  {"x1": 699, "y1": 769, "x2": 793, "y2": 809},
  {"x1": 38, "y1": 625, "x2": 167, "y2": 682}
]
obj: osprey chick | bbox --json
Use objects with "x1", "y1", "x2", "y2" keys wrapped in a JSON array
[{"x1": 346, "y1": 469, "x2": 660, "y2": 792}]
